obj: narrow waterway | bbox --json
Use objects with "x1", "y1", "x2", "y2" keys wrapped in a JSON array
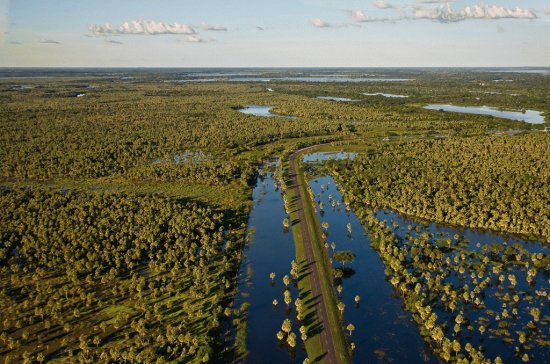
[{"x1": 235, "y1": 169, "x2": 306, "y2": 363}]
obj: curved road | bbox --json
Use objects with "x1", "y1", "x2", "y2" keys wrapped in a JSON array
[{"x1": 289, "y1": 147, "x2": 339, "y2": 364}]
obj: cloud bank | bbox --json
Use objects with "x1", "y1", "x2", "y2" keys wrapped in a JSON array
[
  {"x1": 413, "y1": 4, "x2": 537, "y2": 22},
  {"x1": 89, "y1": 20, "x2": 196, "y2": 36},
  {"x1": 325, "y1": 3, "x2": 539, "y2": 27}
]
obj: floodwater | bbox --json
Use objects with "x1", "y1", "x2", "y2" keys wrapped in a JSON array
[
  {"x1": 362, "y1": 93, "x2": 408, "y2": 98},
  {"x1": 424, "y1": 104, "x2": 545, "y2": 124},
  {"x1": 235, "y1": 170, "x2": 306, "y2": 363},
  {"x1": 317, "y1": 96, "x2": 357, "y2": 102},
  {"x1": 300, "y1": 148, "x2": 549, "y2": 363},
  {"x1": 374, "y1": 209, "x2": 549, "y2": 363},
  {"x1": 165, "y1": 77, "x2": 414, "y2": 83},
  {"x1": 238, "y1": 105, "x2": 295, "y2": 118},
  {"x1": 307, "y1": 174, "x2": 438, "y2": 363},
  {"x1": 302, "y1": 152, "x2": 357, "y2": 163}
]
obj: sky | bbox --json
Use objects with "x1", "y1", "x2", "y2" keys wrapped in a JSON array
[{"x1": 0, "y1": 0, "x2": 549, "y2": 67}]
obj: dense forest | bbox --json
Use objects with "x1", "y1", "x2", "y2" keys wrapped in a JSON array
[
  {"x1": 0, "y1": 188, "x2": 244, "y2": 363},
  {"x1": 330, "y1": 134, "x2": 549, "y2": 241}
]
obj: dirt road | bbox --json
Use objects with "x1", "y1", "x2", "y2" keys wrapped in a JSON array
[{"x1": 288, "y1": 149, "x2": 339, "y2": 364}]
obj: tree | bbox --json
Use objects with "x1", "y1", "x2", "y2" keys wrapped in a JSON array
[
  {"x1": 287, "y1": 333, "x2": 296, "y2": 348},
  {"x1": 281, "y1": 318, "x2": 292, "y2": 335},
  {"x1": 333, "y1": 251, "x2": 356, "y2": 267},
  {"x1": 283, "y1": 275, "x2": 290, "y2": 288},
  {"x1": 338, "y1": 302, "x2": 345, "y2": 316}
]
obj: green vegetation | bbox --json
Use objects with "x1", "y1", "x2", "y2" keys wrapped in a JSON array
[
  {"x1": 0, "y1": 188, "x2": 240, "y2": 362},
  {"x1": 327, "y1": 134, "x2": 550, "y2": 363},
  {"x1": 1, "y1": 70, "x2": 548, "y2": 363},
  {"x1": 331, "y1": 134, "x2": 549, "y2": 242},
  {"x1": 283, "y1": 154, "x2": 351, "y2": 363}
]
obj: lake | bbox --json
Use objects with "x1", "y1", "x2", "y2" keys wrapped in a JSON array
[
  {"x1": 165, "y1": 77, "x2": 414, "y2": 83},
  {"x1": 317, "y1": 96, "x2": 357, "y2": 102},
  {"x1": 238, "y1": 105, "x2": 295, "y2": 118},
  {"x1": 424, "y1": 104, "x2": 545, "y2": 124},
  {"x1": 362, "y1": 93, "x2": 408, "y2": 98}
]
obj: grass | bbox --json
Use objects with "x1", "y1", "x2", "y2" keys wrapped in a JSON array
[
  {"x1": 286, "y1": 152, "x2": 351, "y2": 364},
  {"x1": 285, "y1": 166, "x2": 324, "y2": 361}
]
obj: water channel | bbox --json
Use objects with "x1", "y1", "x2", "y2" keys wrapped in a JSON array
[
  {"x1": 235, "y1": 169, "x2": 306, "y2": 363},
  {"x1": 236, "y1": 151, "x2": 548, "y2": 363}
]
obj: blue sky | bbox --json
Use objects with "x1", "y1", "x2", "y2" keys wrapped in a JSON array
[{"x1": 1, "y1": 0, "x2": 549, "y2": 67}]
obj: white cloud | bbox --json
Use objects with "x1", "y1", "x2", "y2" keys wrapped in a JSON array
[
  {"x1": 8, "y1": 40, "x2": 21, "y2": 45},
  {"x1": 311, "y1": 18, "x2": 360, "y2": 28},
  {"x1": 413, "y1": 4, "x2": 537, "y2": 22},
  {"x1": 40, "y1": 39, "x2": 61, "y2": 44},
  {"x1": 89, "y1": 20, "x2": 196, "y2": 36},
  {"x1": 348, "y1": 10, "x2": 369, "y2": 22},
  {"x1": 347, "y1": 10, "x2": 397, "y2": 23},
  {"x1": 185, "y1": 35, "x2": 204, "y2": 43},
  {"x1": 373, "y1": 0, "x2": 394, "y2": 10},
  {"x1": 311, "y1": 18, "x2": 332, "y2": 28},
  {"x1": 544, "y1": 6, "x2": 550, "y2": 15},
  {"x1": 416, "y1": 0, "x2": 455, "y2": 3},
  {"x1": 200, "y1": 23, "x2": 227, "y2": 31}
]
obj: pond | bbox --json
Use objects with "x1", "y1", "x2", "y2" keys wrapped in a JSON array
[
  {"x1": 424, "y1": 104, "x2": 545, "y2": 124},
  {"x1": 238, "y1": 105, "x2": 295, "y2": 118},
  {"x1": 234, "y1": 169, "x2": 306, "y2": 363},
  {"x1": 362, "y1": 93, "x2": 408, "y2": 98},
  {"x1": 316, "y1": 96, "x2": 358, "y2": 102}
]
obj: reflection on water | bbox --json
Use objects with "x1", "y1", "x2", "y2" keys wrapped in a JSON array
[
  {"x1": 317, "y1": 96, "x2": 357, "y2": 102},
  {"x1": 164, "y1": 77, "x2": 414, "y2": 83},
  {"x1": 302, "y1": 152, "x2": 357, "y2": 163},
  {"x1": 424, "y1": 104, "x2": 545, "y2": 124},
  {"x1": 362, "y1": 92, "x2": 408, "y2": 98},
  {"x1": 304, "y1": 160, "x2": 549, "y2": 363},
  {"x1": 234, "y1": 171, "x2": 306, "y2": 363},
  {"x1": 308, "y1": 175, "x2": 437, "y2": 363},
  {"x1": 238, "y1": 105, "x2": 295, "y2": 118},
  {"x1": 374, "y1": 209, "x2": 550, "y2": 363}
]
